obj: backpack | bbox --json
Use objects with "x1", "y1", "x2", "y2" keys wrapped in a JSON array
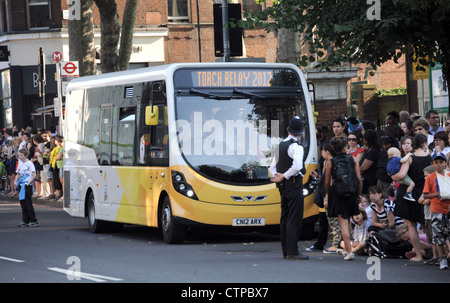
[{"x1": 331, "y1": 154, "x2": 358, "y2": 198}]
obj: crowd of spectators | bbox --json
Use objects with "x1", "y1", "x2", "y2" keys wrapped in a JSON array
[
  {"x1": 311, "y1": 110, "x2": 450, "y2": 269},
  {"x1": 0, "y1": 125, "x2": 64, "y2": 202}
]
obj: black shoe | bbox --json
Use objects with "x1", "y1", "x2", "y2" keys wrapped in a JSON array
[{"x1": 285, "y1": 253, "x2": 309, "y2": 260}]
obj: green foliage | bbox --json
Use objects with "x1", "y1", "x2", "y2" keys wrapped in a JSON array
[
  {"x1": 241, "y1": 0, "x2": 450, "y2": 78},
  {"x1": 375, "y1": 86, "x2": 407, "y2": 97}
]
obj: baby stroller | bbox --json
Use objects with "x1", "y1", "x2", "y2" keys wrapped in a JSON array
[{"x1": 366, "y1": 230, "x2": 412, "y2": 259}]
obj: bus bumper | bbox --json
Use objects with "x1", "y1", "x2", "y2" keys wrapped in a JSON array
[{"x1": 169, "y1": 192, "x2": 318, "y2": 227}]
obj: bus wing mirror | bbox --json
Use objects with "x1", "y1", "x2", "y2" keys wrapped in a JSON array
[{"x1": 145, "y1": 106, "x2": 159, "y2": 125}]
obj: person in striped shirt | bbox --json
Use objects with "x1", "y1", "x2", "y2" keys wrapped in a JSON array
[{"x1": 367, "y1": 185, "x2": 403, "y2": 234}]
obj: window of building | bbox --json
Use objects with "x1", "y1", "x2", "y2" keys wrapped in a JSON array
[
  {"x1": 27, "y1": 0, "x2": 52, "y2": 29},
  {"x1": 168, "y1": 0, "x2": 190, "y2": 23},
  {"x1": 0, "y1": 2, "x2": 9, "y2": 34},
  {"x1": 1, "y1": 70, "x2": 11, "y2": 128},
  {"x1": 242, "y1": 0, "x2": 265, "y2": 13}
]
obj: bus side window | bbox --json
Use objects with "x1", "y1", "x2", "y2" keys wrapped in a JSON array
[
  {"x1": 99, "y1": 106, "x2": 113, "y2": 165},
  {"x1": 84, "y1": 88, "x2": 102, "y2": 160},
  {"x1": 115, "y1": 107, "x2": 136, "y2": 166},
  {"x1": 138, "y1": 81, "x2": 169, "y2": 166}
]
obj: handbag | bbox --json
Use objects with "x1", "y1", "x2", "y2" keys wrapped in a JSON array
[
  {"x1": 313, "y1": 187, "x2": 324, "y2": 208},
  {"x1": 313, "y1": 169, "x2": 326, "y2": 208},
  {"x1": 435, "y1": 170, "x2": 450, "y2": 200}
]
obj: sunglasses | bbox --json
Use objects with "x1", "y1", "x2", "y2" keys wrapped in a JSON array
[{"x1": 348, "y1": 138, "x2": 357, "y2": 141}]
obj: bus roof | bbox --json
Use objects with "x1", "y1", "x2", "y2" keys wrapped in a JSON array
[{"x1": 65, "y1": 62, "x2": 301, "y2": 91}]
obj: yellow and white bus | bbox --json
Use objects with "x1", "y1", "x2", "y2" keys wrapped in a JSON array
[{"x1": 63, "y1": 63, "x2": 319, "y2": 243}]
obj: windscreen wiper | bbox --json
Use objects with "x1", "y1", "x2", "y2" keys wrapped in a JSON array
[
  {"x1": 189, "y1": 88, "x2": 223, "y2": 99},
  {"x1": 232, "y1": 88, "x2": 264, "y2": 98}
]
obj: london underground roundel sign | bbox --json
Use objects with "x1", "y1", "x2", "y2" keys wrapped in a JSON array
[{"x1": 61, "y1": 61, "x2": 79, "y2": 77}]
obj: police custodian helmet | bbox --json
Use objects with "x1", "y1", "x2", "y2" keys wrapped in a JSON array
[{"x1": 286, "y1": 116, "x2": 304, "y2": 135}]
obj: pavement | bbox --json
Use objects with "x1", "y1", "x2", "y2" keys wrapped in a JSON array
[{"x1": 0, "y1": 190, "x2": 63, "y2": 208}]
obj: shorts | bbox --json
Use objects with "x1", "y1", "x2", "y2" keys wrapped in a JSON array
[
  {"x1": 43, "y1": 164, "x2": 53, "y2": 180},
  {"x1": 397, "y1": 175, "x2": 413, "y2": 187},
  {"x1": 424, "y1": 219, "x2": 433, "y2": 246},
  {"x1": 431, "y1": 212, "x2": 450, "y2": 246}
]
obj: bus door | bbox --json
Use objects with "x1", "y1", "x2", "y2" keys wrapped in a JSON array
[
  {"x1": 98, "y1": 104, "x2": 113, "y2": 206},
  {"x1": 140, "y1": 82, "x2": 169, "y2": 206}
]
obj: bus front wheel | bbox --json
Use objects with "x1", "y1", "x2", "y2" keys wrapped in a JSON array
[{"x1": 160, "y1": 196, "x2": 186, "y2": 244}]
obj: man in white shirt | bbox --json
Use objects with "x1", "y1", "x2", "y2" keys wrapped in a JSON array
[{"x1": 426, "y1": 110, "x2": 445, "y2": 136}]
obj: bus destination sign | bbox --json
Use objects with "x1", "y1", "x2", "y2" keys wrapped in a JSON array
[
  {"x1": 194, "y1": 70, "x2": 273, "y2": 87},
  {"x1": 174, "y1": 68, "x2": 300, "y2": 88}
]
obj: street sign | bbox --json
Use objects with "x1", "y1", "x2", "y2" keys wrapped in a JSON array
[
  {"x1": 61, "y1": 61, "x2": 79, "y2": 77},
  {"x1": 52, "y1": 51, "x2": 62, "y2": 63},
  {"x1": 413, "y1": 60, "x2": 429, "y2": 80},
  {"x1": 54, "y1": 97, "x2": 61, "y2": 117}
]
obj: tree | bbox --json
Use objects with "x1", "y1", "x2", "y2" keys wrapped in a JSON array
[
  {"x1": 94, "y1": 0, "x2": 138, "y2": 73},
  {"x1": 242, "y1": 0, "x2": 450, "y2": 82},
  {"x1": 68, "y1": 0, "x2": 97, "y2": 76},
  {"x1": 68, "y1": 0, "x2": 138, "y2": 75}
]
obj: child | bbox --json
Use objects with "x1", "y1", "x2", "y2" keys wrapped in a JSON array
[
  {"x1": 15, "y1": 148, "x2": 38, "y2": 228},
  {"x1": 386, "y1": 147, "x2": 415, "y2": 201},
  {"x1": 340, "y1": 207, "x2": 370, "y2": 255},
  {"x1": 423, "y1": 152, "x2": 450, "y2": 269},
  {"x1": 418, "y1": 165, "x2": 439, "y2": 265},
  {"x1": 396, "y1": 224, "x2": 432, "y2": 261},
  {"x1": 367, "y1": 185, "x2": 403, "y2": 234},
  {"x1": 358, "y1": 194, "x2": 372, "y2": 226}
]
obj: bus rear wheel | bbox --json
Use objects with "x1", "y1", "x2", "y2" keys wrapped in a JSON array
[
  {"x1": 160, "y1": 196, "x2": 186, "y2": 244},
  {"x1": 87, "y1": 192, "x2": 109, "y2": 233}
]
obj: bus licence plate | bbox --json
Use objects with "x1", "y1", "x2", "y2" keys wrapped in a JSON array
[{"x1": 232, "y1": 218, "x2": 265, "y2": 226}]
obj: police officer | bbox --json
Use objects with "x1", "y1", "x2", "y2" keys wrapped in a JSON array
[{"x1": 270, "y1": 116, "x2": 308, "y2": 260}]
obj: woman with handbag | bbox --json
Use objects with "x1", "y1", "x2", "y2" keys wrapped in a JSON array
[{"x1": 306, "y1": 142, "x2": 334, "y2": 252}]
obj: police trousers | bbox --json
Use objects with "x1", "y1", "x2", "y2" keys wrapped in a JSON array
[{"x1": 278, "y1": 177, "x2": 304, "y2": 257}]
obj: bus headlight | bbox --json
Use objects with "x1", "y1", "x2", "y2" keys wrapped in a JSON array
[
  {"x1": 172, "y1": 170, "x2": 199, "y2": 200},
  {"x1": 303, "y1": 171, "x2": 319, "y2": 197}
]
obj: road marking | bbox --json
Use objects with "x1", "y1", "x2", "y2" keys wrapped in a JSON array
[
  {"x1": 48, "y1": 267, "x2": 123, "y2": 282},
  {"x1": 0, "y1": 256, "x2": 26, "y2": 263}
]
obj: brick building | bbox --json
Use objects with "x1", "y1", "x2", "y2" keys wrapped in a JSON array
[
  {"x1": 0, "y1": 0, "x2": 276, "y2": 129},
  {"x1": 0, "y1": 0, "x2": 406, "y2": 131}
]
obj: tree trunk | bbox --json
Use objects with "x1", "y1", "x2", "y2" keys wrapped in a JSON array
[
  {"x1": 118, "y1": 0, "x2": 138, "y2": 71},
  {"x1": 405, "y1": 43, "x2": 419, "y2": 113},
  {"x1": 94, "y1": 0, "x2": 121, "y2": 73},
  {"x1": 68, "y1": 0, "x2": 97, "y2": 76}
]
